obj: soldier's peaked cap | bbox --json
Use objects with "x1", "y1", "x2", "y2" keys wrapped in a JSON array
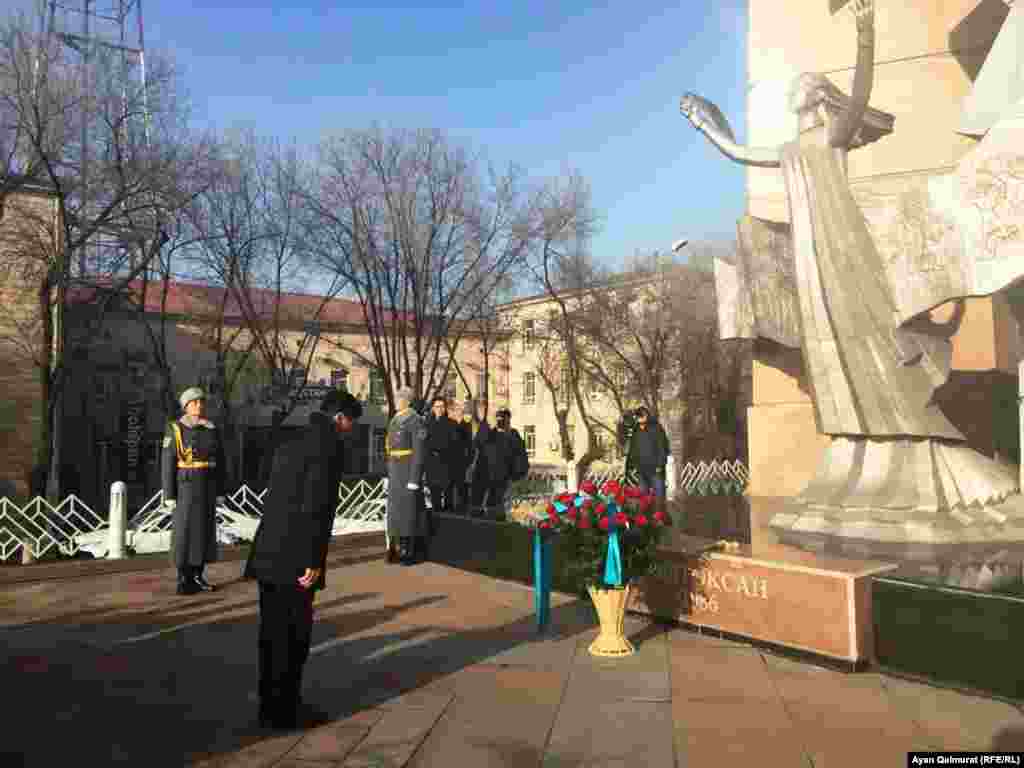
[{"x1": 179, "y1": 387, "x2": 205, "y2": 410}]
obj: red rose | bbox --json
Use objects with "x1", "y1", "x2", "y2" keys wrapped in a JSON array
[
  {"x1": 566, "y1": 508, "x2": 578, "y2": 520},
  {"x1": 615, "y1": 493, "x2": 625, "y2": 506},
  {"x1": 614, "y1": 511, "x2": 629, "y2": 527},
  {"x1": 635, "y1": 514, "x2": 649, "y2": 526},
  {"x1": 582, "y1": 499, "x2": 593, "y2": 511},
  {"x1": 546, "y1": 503, "x2": 556, "y2": 515},
  {"x1": 580, "y1": 480, "x2": 596, "y2": 495},
  {"x1": 596, "y1": 502, "x2": 607, "y2": 516},
  {"x1": 637, "y1": 496, "x2": 652, "y2": 513},
  {"x1": 578, "y1": 516, "x2": 592, "y2": 529},
  {"x1": 548, "y1": 508, "x2": 560, "y2": 521},
  {"x1": 598, "y1": 516, "x2": 610, "y2": 531},
  {"x1": 653, "y1": 510, "x2": 666, "y2": 524},
  {"x1": 539, "y1": 520, "x2": 551, "y2": 529}
]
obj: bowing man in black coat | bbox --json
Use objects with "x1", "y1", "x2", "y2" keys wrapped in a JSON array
[{"x1": 243, "y1": 390, "x2": 363, "y2": 730}]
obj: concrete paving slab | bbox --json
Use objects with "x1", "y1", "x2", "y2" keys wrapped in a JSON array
[
  {"x1": 669, "y1": 641, "x2": 777, "y2": 702},
  {"x1": 340, "y1": 695, "x2": 453, "y2": 768},
  {"x1": 543, "y1": 698, "x2": 676, "y2": 767},
  {"x1": 880, "y1": 675, "x2": 1024, "y2": 750},
  {"x1": 672, "y1": 695, "x2": 808, "y2": 767}
]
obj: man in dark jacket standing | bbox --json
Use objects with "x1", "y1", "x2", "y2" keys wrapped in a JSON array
[
  {"x1": 473, "y1": 406, "x2": 529, "y2": 520},
  {"x1": 452, "y1": 401, "x2": 474, "y2": 515},
  {"x1": 625, "y1": 406, "x2": 671, "y2": 499},
  {"x1": 424, "y1": 396, "x2": 459, "y2": 518},
  {"x1": 243, "y1": 390, "x2": 363, "y2": 730},
  {"x1": 161, "y1": 387, "x2": 226, "y2": 595}
]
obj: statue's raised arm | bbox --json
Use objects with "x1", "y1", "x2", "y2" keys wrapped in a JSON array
[
  {"x1": 829, "y1": 0, "x2": 875, "y2": 147},
  {"x1": 680, "y1": 93, "x2": 780, "y2": 168}
]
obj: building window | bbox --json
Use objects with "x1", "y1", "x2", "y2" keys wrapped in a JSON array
[
  {"x1": 566, "y1": 424, "x2": 575, "y2": 457},
  {"x1": 330, "y1": 368, "x2": 348, "y2": 390},
  {"x1": 523, "y1": 425, "x2": 536, "y2": 457},
  {"x1": 369, "y1": 370, "x2": 387, "y2": 404},
  {"x1": 522, "y1": 372, "x2": 536, "y2": 404},
  {"x1": 522, "y1": 318, "x2": 536, "y2": 350},
  {"x1": 372, "y1": 427, "x2": 387, "y2": 463},
  {"x1": 476, "y1": 372, "x2": 489, "y2": 403}
]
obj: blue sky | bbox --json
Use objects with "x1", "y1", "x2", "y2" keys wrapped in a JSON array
[{"x1": 11, "y1": 1, "x2": 748, "y2": 270}]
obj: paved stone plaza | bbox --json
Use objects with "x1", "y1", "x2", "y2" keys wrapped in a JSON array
[{"x1": 1, "y1": 538, "x2": 1022, "y2": 767}]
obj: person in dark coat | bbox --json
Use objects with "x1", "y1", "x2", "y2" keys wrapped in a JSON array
[
  {"x1": 451, "y1": 401, "x2": 474, "y2": 515},
  {"x1": 243, "y1": 390, "x2": 363, "y2": 730},
  {"x1": 424, "y1": 396, "x2": 459, "y2": 518},
  {"x1": 473, "y1": 406, "x2": 529, "y2": 520},
  {"x1": 161, "y1": 387, "x2": 226, "y2": 595},
  {"x1": 625, "y1": 406, "x2": 671, "y2": 499},
  {"x1": 385, "y1": 386, "x2": 429, "y2": 565}
]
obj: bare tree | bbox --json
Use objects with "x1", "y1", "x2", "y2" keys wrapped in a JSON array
[
  {"x1": 306, "y1": 126, "x2": 532, "y2": 415},
  {"x1": 442, "y1": 275, "x2": 518, "y2": 422},
  {"x1": 0, "y1": 13, "x2": 209, "y2": 500},
  {"x1": 184, "y1": 131, "x2": 341, "y2": 453},
  {"x1": 527, "y1": 171, "x2": 605, "y2": 482}
]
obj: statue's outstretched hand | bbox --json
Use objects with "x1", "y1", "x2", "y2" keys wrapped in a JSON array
[{"x1": 679, "y1": 93, "x2": 705, "y2": 131}]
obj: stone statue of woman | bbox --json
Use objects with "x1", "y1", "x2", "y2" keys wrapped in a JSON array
[{"x1": 680, "y1": 0, "x2": 1019, "y2": 541}]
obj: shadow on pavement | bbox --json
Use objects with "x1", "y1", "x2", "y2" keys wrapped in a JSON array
[{"x1": 0, "y1": 561, "x2": 607, "y2": 767}]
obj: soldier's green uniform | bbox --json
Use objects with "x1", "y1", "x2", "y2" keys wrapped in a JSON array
[{"x1": 385, "y1": 407, "x2": 429, "y2": 564}]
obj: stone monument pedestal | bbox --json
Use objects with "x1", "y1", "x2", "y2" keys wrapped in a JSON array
[{"x1": 629, "y1": 497, "x2": 898, "y2": 663}]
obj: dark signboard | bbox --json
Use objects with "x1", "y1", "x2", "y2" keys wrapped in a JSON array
[{"x1": 121, "y1": 398, "x2": 147, "y2": 483}]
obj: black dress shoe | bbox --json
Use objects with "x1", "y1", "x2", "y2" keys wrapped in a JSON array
[
  {"x1": 193, "y1": 575, "x2": 216, "y2": 592},
  {"x1": 176, "y1": 579, "x2": 200, "y2": 596},
  {"x1": 258, "y1": 712, "x2": 296, "y2": 731},
  {"x1": 295, "y1": 703, "x2": 330, "y2": 728}
]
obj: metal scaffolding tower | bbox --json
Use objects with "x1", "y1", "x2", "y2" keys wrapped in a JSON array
[{"x1": 36, "y1": 0, "x2": 153, "y2": 278}]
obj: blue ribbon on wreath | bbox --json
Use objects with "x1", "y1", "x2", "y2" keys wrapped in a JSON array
[{"x1": 603, "y1": 500, "x2": 624, "y2": 587}]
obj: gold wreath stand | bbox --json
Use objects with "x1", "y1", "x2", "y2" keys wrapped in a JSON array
[{"x1": 586, "y1": 584, "x2": 635, "y2": 657}]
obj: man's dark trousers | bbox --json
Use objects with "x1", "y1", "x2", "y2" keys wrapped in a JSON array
[
  {"x1": 636, "y1": 469, "x2": 666, "y2": 500},
  {"x1": 258, "y1": 581, "x2": 315, "y2": 724}
]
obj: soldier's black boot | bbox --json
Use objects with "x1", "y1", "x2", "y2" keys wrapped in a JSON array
[
  {"x1": 398, "y1": 537, "x2": 415, "y2": 566},
  {"x1": 193, "y1": 568, "x2": 216, "y2": 592}
]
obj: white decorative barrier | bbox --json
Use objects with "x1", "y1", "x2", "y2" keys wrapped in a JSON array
[{"x1": 0, "y1": 477, "x2": 390, "y2": 561}]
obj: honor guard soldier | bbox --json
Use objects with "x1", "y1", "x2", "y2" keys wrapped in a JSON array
[
  {"x1": 162, "y1": 387, "x2": 226, "y2": 595},
  {"x1": 385, "y1": 386, "x2": 430, "y2": 565}
]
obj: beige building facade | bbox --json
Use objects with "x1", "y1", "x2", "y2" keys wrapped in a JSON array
[
  {"x1": 495, "y1": 287, "x2": 749, "y2": 474},
  {"x1": 744, "y1": 0, "x2": 1022, "y2": 496}
]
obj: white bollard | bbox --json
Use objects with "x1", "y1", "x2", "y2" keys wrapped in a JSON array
[
  {"x1": 108, "y1": 481, "x2": 127, "y2": 559},
  {"x1": 666, "y1": 455, "x2": 677, "y2": 500}
]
